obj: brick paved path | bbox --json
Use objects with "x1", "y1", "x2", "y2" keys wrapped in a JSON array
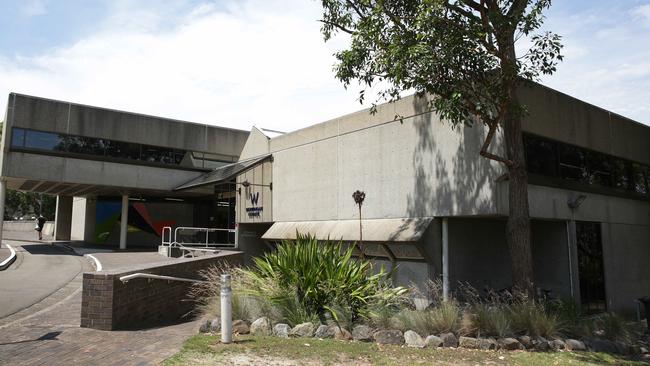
[{"x1": 0, "y1": 239, "x2": 200, "y2": 366}]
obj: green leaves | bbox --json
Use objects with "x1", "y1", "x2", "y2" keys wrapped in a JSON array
[
  {"x1": 240, "y1": 233, "x2": 406, "y2": 326},
  {"x1": 319, "y1": 0, "x2": 563, "y2": 127}
]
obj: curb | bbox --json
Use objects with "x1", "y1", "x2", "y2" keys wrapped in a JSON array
[{"x1": 0, "y1": 244, "x2": 17, "y2": 270}]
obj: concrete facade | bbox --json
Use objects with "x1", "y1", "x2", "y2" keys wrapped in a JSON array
[{"x1": 235, "y1": 82, "x2": 650, "y2": 314}]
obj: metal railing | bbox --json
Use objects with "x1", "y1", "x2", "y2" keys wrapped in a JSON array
[
  {"x1": 119, "y1": 272, "x2": 208, "y2": 284},
  {"x1": 161, "y1": 226, "x2": 237, "y2": 258}
]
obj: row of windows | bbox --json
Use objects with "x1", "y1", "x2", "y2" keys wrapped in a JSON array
[
  {"x1": 10, "y1": 128, "x2": 232, "y2": 170},
  {"x1": 524, "y1": 134, "x2": 650, "y2": 197}
]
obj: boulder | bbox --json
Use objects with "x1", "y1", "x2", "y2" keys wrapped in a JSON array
[
  {"x1": 352, "y1": 325, "x2": 374, "y2": 342},
  {"x1": 565, "y1": 339, "x2": 586, "y2": 352},
  {"x1": 586, "y1": 339, "x2": 618, "y2": 354},
  {"x1": 551, "y1": 339, "x2": 566, "y2": 350},
  {"x1": 518, "y1": 335, "x2": 533, "y2": 349},
  {"x1": 274, "y1": 323, "x2": 291, "y2": 338},
  {"x1": 640, "y1": 346, "x2": 649, "y2": 354},
  {"x1": 210, "y1": 317, "x2": 221, "y2": 333},
  {"x1": 532, "y1": 337, "x2": 550, "y2": 352},
  {"x1": 498, "y1": 337, "x2": 523, "y2": 351},
  {"x1": 424, "y1": 335, "x2": 443, "y2": 348},
  {"x1": 458, "y1": 336, "x2": 480, "y2": 349},
  {"x1": 373, "y1": 330, "x2": 404, "y2": 345},
  {"x1": 250, "y1": 317, "x2": 272, "y2": 336},
  {"x1": 440, "y1": 332, "x2": 458, "y2": 348},
  {"x1": 478, "y1": 338, "x2": 498, "y2": 350},
  {"x1": 314, "y1": 324, "x2": 335, "y2": 339},
  {"x1": 334, "y1": 326, "x2": 352, "y2": 341},
  {"x1": 290, "y1": 322, "x2": 315, "y2": 338},
  {"x1": 232, "y1": 319, "x2": 250, "y2": 334},
  {"x1": 404, "y1": 330, "x2": 425, "y2": 348},
  {"x1": 198, "y1": 319, "x2": 211, "y2": 333}
]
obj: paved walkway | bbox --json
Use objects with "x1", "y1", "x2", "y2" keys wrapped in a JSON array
[{"x1": 0, "y1": 234, "x2": 201, "y2": 365}]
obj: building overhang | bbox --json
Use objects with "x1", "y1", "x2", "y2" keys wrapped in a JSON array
[{"x1": 174, "y1": 154, "x2": 272, "y2": 191}]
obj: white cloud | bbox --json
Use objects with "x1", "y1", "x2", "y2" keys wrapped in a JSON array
[
  {"x1": 632, "y1": 4, "x2": 650, "y2": 24},
  {"x1": 0, "y1": 0, "x2": 367, "y2": 132}
]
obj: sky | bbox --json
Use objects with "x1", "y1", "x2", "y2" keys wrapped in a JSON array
[{"x1": 0, "y1": 0, "x2": 649, "y2": 133}]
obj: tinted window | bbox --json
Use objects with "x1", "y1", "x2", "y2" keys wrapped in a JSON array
[
  {"x1": 524, "y1": 135, "x2": 558, "y2": 177},
  {"x1": 105, "y1": 140, "x2": 141, "y2": 160},
  {"x1": 24, "y1": 130, "x2": 64, "y2": 151},
  {"x1": 613, "y1": 160, "x2": 633, "y2": 191},
  {"x1": 559, "y1": 145, "x2": 587, "y2": 182},
  {"x1": 11, "y1": 128, "x2": 25, "y2": 147},
  {"x1": 585, "y1": 151, "x2": 613, "y2": 187},
  {"x1": 632, "y1": 164, "x2": 648, "y2": 195}
]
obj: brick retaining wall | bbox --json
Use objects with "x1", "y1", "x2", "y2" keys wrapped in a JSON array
[{"x1": 81, "y1": 251, "x2": 242, "y2": 330}]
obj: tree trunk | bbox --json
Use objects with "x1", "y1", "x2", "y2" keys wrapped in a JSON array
[{"x1": 503, "y1": 97, "x2": 534, "y2": 295}]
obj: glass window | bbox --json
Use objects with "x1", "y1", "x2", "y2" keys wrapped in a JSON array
[
  {"x1": 585, "y1": 151, "x2": 613, "y2": 187},
  {"x1": 559, "y1": 144, "x2": 587, "y2": 182},
  {"x1": 524, "y1": 135, "x2": 558, "y2": 177},
  {"x1": 64, "y1": 135, "x2": 105, "y2": 155},
  {"x1": 10, "y1": 128, "x2": 25, "y2": 147},
  {"x1": 24, "y1": 130, "x2": 65, "y2": 151},
  {"x1": 632, "y1": 164, "x2": 648, "y2": 195},
  {"x1": 141, "y1": 145, "x2": 176, "y2": 164},
  {"x1": 105, "y1": 140, "x2": 141, "y2": 160},
  {"x1": 613, "y1": 160, "x2": 633, "y2": 191}
]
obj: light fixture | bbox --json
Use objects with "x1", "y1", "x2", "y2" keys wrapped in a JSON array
[{"x1": 567, "y1": 194, "x2": 587, "y2": 210}]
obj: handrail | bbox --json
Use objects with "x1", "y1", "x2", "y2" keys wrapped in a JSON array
[
  {"x1": 119, "y1": 272, "x2": 208, "y2": 284},
  {"x1": 173, "y1": 226, "x2": 236, "y2": 248}
]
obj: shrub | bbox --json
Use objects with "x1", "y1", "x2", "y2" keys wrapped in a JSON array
[
  {"x1": 238, "y1": 234, "x2": 407, "y2": 325},
  {"x1": 508, "y1": 299, "x2": 559, "y2": 338},
  {"x1": 471, "y1": 304, "x2": 512, "y2": 338},
  {"x1": 393, "y1": 301, "x2": 461, "y2": 336}
]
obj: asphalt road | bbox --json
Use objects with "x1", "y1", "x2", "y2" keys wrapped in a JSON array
[{"x1": 0, "y1": 242, "x2": 84, "y2": 319}]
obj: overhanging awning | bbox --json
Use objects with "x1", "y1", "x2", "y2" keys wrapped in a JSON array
[
  {"x1": 261, "y1": 217, "x2": 433, "y2": 242},
  {"x1": 174, "y1": 154, "x2": 271, "y2": 191}
]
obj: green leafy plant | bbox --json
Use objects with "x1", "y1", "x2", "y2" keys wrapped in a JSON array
[{"x1": 239, "y1": 234, "x2": 407, "y2": 325}]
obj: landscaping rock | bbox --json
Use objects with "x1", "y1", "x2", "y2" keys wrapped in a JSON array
[
  {"x1": 290, "y1": 322, "x2": 315, "y2": 338},
  {"x1": 352, "y1": 325, "x2": 374, "y2": 342},
  {"x1": 518, "y1": 335, "x2": 533, "y2": 349},
  {"x1": 404, "y1": 330, "x2": 425, "y2": 348},
  {"x1": 250, "y1": 317, "x2": 271, "y2": 336},
  {"x1": 333, "y1": 326, "x2": 352, "y2": 341},
  {"x1": 198, "y1": 319, "x2": 210, "y2": 333},
  {"x1": 373, "y1": 330, "x2": 404, "y2": 345},
  {"x1": 532, "y1": 337, "x2": 550, "y2": 352},
  {"x1": 640, "y1": 346, "x2": 649, "y2": 354},
  {"x1": 551, "y1": 339, "x2": 566, "y2": 350},
  {"x1": 314, "y1": 324, "x2": 335, "y2": 339},
  {"x1": 565, "y1": 339, "x2": 586, "y2": 351},
  {"x1": 498, "y1": 338, "x2": 523, "y2": 351},
  {"x1": 274, "y1": 323, "x2": 291, "y2": 338},
  {"x1": 232, "y1": 319, "x2": 250, "y2": 334},
  {"x1": 440, "y1": 332, "x2": 458, "y2": 348},
  {"x1": 478, "y1": 338, "x2": 498, "y2": 350},
  {"x1": 424, "y1": 335, "x2": 443, "y2": 348},
  {"x1": 586, "y1": 339, "x2": 618, "y2": 354},
  {"x1": 210, "y1": 317, "x2": 221, "y2": 332},
  {"x1": 459, "y1": 336, "x2": 480, "y2": 349}
]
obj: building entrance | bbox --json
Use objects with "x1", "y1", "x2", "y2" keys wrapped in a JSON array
[{"x1": 576, "y1": 221, "x2": 607, "y2": 312}]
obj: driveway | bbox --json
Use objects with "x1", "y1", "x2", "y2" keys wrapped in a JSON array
[{"x1": 0, "y1": 242, "x2": 83, "y2": 318}]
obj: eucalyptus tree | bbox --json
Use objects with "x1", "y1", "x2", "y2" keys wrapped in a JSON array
[{"x1": 318, "y1": 0, "x2": 563, "y2": 292}]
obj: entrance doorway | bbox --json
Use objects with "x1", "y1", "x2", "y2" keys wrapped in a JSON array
[{"x1": 576, "y1": 221, "x2": 607, "y2": 312}]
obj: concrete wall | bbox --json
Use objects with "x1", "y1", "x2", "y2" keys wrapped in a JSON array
[
  {"x1": 237, "y1": 223, "x2": 273, "y2": 265},
  {"x1": 71, "y1": 196, "x2": 96, "y2": 242},
  {"x1": 54, "y1": 195, "x2": 73, "y2": 240},
  {"x1": 268, "y1": 94, "x2": 504, "y2": 222},
  {"x1": 239, "y1": 127, "x2": 270, "y2": 160}
]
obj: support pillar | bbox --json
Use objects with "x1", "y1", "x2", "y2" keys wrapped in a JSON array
[
  {"x1": 0, "y1": 180, "x2": 5, "y2": 248},
  {"x1": 442, "y1": 217, "x2": 449, "y2": 301},
  {"x1": 54, "y1": 196, "x2": 73, "y2": 241},
  {"x1": 119, "y1": 195, "x2": 128, "y2": 250},
  {"x1": 566, "y1": 219, "x2": 581, "y2": 305}
]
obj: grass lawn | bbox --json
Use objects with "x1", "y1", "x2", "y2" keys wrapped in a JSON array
[{"x1": 163, "y1": 334, "x2": 650, "y2": 366}]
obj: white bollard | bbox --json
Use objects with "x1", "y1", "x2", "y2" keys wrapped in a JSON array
[{"x1": 220, "y1": 274, "x2": 232, "y2": 344}]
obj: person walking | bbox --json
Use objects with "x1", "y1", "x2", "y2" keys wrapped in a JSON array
[{"x1": 35, "y1": 215, "x2": 47, "y2": 240}]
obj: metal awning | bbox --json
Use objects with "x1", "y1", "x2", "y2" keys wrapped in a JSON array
[
  {"x1": 261, "y1": 217, "x2": 433, "y2": 242},
  {"x1": 174, "y1": 154, "x2": 271, "y2": 191}
]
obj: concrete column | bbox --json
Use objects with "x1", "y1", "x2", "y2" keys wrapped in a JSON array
[
  {"x1": 119, "y1": 195, "x2": 128, "y2": 250},
  {"x1": 0, "y1": 180, "x2": 5, "y2": 248},
  {"x1": 54, "y1": 196, "x2": 73, "y2": 241},
  {"x1": 442, "y1": 217, "x2": 449, "y2": 301}
]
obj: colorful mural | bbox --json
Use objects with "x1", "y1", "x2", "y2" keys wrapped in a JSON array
[{"x1": 94, "y1": 200, "x2": 180, "y2": 245}]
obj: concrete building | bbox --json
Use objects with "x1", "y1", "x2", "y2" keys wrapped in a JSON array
[
  {"x1": 1, "y1": 82, "x2": 649, "y2": 315},
  {"x1": 201, "y1": 82, "x2": 647, "y2": 314},
  {"x1": 0, "y1": 93, "x2": 249, "y2": 248}
]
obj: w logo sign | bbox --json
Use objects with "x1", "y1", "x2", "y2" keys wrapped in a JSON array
[{"x1": 249, "y1": 192, "x2": 259, "y2": 206}]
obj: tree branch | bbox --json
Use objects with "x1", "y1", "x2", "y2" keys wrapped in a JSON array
[
  {"x1": 480, "y1": 121, "x2": 514, "y2": 167},
  {"x1": 318, "y1": 20, "x2": 355, "y2": 35}
]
